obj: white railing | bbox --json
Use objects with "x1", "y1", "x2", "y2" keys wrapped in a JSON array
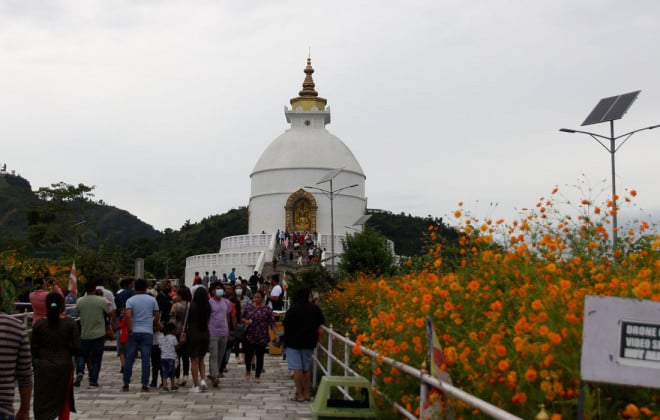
[
  {"x1": 10, "y1": 303, "x2": 78, "y2": 330},
  {"x1": 254, "y1": 232, "x2": 278, "y2": 273},
  {"x1": 220, "y1": 233, "x2": 272, "y2": 251},
  {"x1": 313, "y1": 325, "x2": 523, "y2": 420}
]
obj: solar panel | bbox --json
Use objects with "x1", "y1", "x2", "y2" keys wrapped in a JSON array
[
  {"x1": 582, "y1": 91, "x2": 640, "y2": 126},
  {"x1": 317, "y1": 168, "x2": 343, "y2": 184},
  {"x1": 352, "y1": 214, "x2": 372, "y2": 226}
]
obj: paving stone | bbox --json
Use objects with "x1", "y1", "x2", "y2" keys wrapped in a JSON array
[{"x1": 16, "y1": 349, "x2": 313, "y2": 419}]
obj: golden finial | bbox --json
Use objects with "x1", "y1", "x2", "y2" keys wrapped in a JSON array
[
  {"x1": 299, "y1": 57, "x2": 319, "y2": 97},
  {"x1": 290, "y1": 56, "x2": 327, "y2": 111}
]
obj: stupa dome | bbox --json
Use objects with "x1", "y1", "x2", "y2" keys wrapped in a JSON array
[
  {"x1": 251, "y1": 128, "x2": 364, "y2": 176},
  {"x1": 248, "y1": 57, "x2": 367, "y2": 235}
]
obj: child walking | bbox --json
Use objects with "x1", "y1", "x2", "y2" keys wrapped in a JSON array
[
  {"x1": 117, "y1": 306, "x2": 129, "y2": 373},
  {"x1": 160, "y1": 323, "x2": 179, "y2": 391}
]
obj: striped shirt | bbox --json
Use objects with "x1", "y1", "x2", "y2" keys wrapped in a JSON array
[{"x1": 0, "y1": 313, "x2": 33, "y2": 416}]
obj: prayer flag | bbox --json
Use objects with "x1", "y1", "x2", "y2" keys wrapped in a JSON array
[
  {"x1": 68, "y1": 262, "x2": 78, "y2": 295},
  {"x1": 423, "y1": 316, "x2": 453, "y2": 419}
]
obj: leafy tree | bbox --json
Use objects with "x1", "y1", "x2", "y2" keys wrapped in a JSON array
[
  {"x1": 283, "y1": 264, "x2": 334, "y2": 298},
  {"x1": 26, "y1": 182, "x2": 96, "y2": 253},
  {"x1": 338, "y1": 228, "x2": 395, "y2": 278}
]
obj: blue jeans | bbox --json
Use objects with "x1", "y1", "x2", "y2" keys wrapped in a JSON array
[
  {"x1": 76, "y1": 336, "x2": 106, "y2": 384},
  {"x1": 123, "y1": 332, "x2": 153, "y2": 387}
]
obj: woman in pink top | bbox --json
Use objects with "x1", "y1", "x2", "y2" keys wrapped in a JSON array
[{"x1": 208, "y1": 283, "x2": 235, "y2": 387}]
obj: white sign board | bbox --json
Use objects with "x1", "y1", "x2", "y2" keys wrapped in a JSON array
[{"x1": 581, "y1": 295, "x2": 660, "y2": 388}]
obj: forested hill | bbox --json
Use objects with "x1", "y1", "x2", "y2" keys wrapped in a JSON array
[
  {"x1": 0, "y1": 173, "x2": 161, "y2": 254},
  {"x1": 1, "y1": 172, "x2": 451, "y2": 277},
  {"x1": 367, "y1": 210, "x2": 457, "y2": 256},
  {"x1": 0, "y1": 173, "x2": 39, "y2": 242}
]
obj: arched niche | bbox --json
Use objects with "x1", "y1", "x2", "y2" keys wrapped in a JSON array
[{"x1": 285, "y1": 189, "x2": 318, "y2": 232}]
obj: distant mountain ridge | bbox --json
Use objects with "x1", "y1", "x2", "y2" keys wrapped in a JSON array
[
  {"x1": 1, "y1": 172, "x2": 447, "y2": 277},
  {"x1": 0, "y1": 173, "x2": 161, "y2": 253}
]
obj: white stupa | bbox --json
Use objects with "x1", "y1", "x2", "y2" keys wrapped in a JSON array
[{"x1": 185, "y1": 58, "x2": 367, "y2": 285}]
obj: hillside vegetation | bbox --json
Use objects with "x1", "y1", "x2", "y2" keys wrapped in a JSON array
[{"x1": 1, "y1": 174, "x2": 449, "y2": 281}]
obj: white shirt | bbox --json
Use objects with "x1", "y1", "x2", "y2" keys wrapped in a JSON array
[{"x1": 270, "y1": 284, "x2": 283, "y2": 300}]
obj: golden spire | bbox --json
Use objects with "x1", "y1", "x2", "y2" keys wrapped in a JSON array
[{"x1": 290, "y1": 57, "x2": 327, "y2": 111}]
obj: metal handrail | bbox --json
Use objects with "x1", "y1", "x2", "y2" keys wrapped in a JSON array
[
  {"x1": 313, "y1": 325, "x2": 523, "y2": 420},
  {"x1": 10, "y1": 303, "x2": 78, "y2": 330}
]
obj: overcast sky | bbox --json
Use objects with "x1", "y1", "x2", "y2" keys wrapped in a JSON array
[{"x1": 2, "y1": 1, "x2": 659, "y2": 233}]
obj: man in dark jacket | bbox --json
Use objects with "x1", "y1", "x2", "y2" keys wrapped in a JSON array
[{"x1": 282, "y1": 288, "x2": 324, "y2": 402}]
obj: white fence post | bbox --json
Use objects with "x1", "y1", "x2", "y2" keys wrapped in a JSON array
[
  {"x1": 344, "y1": 332, "x2": 350, "y2": 377},
  {"x1": 327, "y1": 324, "x2": 334, "y2": 376}
]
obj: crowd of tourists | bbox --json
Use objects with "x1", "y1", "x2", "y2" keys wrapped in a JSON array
[
  {"x1": 0, "y1": 272, "x2": 324, "y2": 420},
  {"x1": 272, "y1": 229, "x2": 327, "y2": 268}
]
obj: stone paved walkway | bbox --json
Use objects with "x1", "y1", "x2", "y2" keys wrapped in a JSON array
[{"x1": 22, "y1": 350, "x2": 314, "y2": 420}]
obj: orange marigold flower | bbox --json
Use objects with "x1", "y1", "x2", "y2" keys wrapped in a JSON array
[
  {"x1": 531, "y1": 299, "x2": 543, "y2": 310},
  {"x1": 495, "y1": 344, "x2": 507, "y2": 357},
  {"x1": 623, "y1": 403, "x2": 640, "y2": 418},
  {"x1": 640, "y1": 407, "x2": 652, "y2": 416},
  {"x1": 489, "y1": 301, "x2": 502, "y2": 311},
  {"x1": 443, "y1": 346, "x2": 457, "y2": 363},
  {"x1": 497, "y1": 359, "x2": 510, "y2": 371},
  {"x1": 383, "y1": 376, "x2": 393, "y2": 384},
  {"x1": 633, "y1": 281, "x2": 652, "y2": 298},
  {"x1": 370, "y1": 318, "x2": 379, "y2": 328},
  {"x1": 511, "y1": 391, "x2": 527, "y2": 404},
  {"x1": 414, "y1": 318, "x2": 424, "y2": 328},
  {"x1": 524, "y1": 367, "x2": 537, "y2": 382},
  {"x1": 467, "y1": 280, "x2": 480, "y2": 291},
  {"x1": 539, "y1": 325, "x2": 549, "y2": 336},
  {"x1": 550, "y1": 414, "x2": 562, "y2": 420},
  {"x1": 548, "y1": 332, "x2": 562, "y2": 345}
]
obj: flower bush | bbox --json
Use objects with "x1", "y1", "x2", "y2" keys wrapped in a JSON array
[
  {"x1": 323, "y1": 187, "x2": 659, "y2": 419},
  {"x1": 0, "y1": 249, "x2": 78, "y2": 311}
]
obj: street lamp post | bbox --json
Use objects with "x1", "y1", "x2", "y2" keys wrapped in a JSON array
[
  {"x1": 559, "y1": 123, "x2": 660, "y2": 245},
  {"x1": 72, "y1": 219, "x2": 87, "y2": 258},
  {"x1": 305, "y1": 169, "x2": 358, "y2": 275},
  {"x1": 164, "y1": 257, "x2": 171, "y2": 279}
]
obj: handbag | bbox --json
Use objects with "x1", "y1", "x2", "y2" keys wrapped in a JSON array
[
  {"x1": 233, "y1": 323, "x2": 247, "y2": 341},
  {"x1": 178, "y1": 302, "x2": 191, "y2": 344}
]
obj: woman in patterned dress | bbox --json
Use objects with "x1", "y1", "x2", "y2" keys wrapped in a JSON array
[{"x1": 241, "y1": 290, "x2": 276, "y2": 383}]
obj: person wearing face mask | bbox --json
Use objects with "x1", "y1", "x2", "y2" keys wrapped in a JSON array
[
  {"x1": 207, "y1": 283, "x2": 235, "y2": 387},
  {"x1": 233, "y1": 284, "x2": 252, "y2": 363},
  {"x1": 220, "y1": 284, "x2": 241, "y2": 374}
]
